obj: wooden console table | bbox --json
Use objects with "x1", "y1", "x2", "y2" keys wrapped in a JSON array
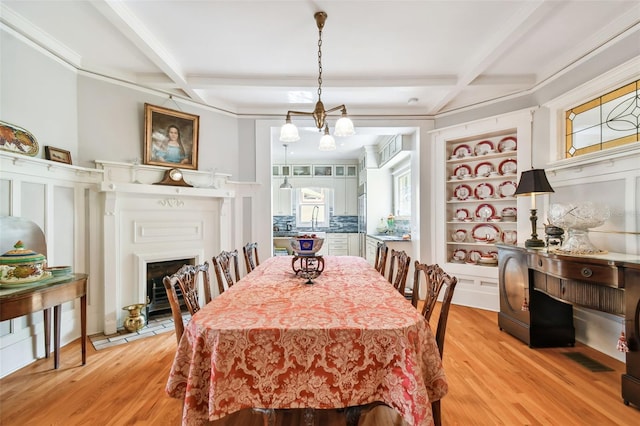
[
  {"x1": 497, "y1": 244, "x2": 639, "y2": 408},
  {"x1": 0, "y1": 273, "x2": 88, "y2": 369}
]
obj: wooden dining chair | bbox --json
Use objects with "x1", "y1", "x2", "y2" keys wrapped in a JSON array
[
  {"x1": 242, "y1": 241, "x2": 260, "y2": 274},
  {"x1": 162, "y1": 262, "x2": 212, "y2": 343},
  {"x1": 412, "y1": 261, "x2": 458, "y2": 425},
  {"x1": 374, "y1": 241, "x2": 388, "y2": 276},
  {"x1": 347, "y1": 263, "x2": 457, "y2": 426},
  {"x1": 386, "y1": 248, "x2": 411, "y2": 296},
  {"x1": 212, "y1": 249, "x2": 241, "y2": 294}
]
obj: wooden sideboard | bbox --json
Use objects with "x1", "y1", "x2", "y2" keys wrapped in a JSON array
[
  {"x1": 0, "y1": 274, "x2": 88, "y2": 369},
  {"x1": 497, "y1": 244, "x2": 639, "y2": 408}
]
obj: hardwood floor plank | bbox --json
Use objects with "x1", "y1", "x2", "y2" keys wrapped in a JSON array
[{"x1": 1, "y1": 304, "x2": 638, "y2": 425}]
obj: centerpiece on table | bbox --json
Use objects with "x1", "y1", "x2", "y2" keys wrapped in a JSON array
[{"x1": 290, "y1": 234, "x2": 325, "y2": 284}]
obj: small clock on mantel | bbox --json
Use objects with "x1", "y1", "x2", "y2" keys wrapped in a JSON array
[{"x1": 153, "y1": 168, "x2": 193, "y2": 187}]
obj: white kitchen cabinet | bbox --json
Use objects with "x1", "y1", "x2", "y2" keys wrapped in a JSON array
[
  {"x1": 327, "y1": 233, "x2": 361, "y2": 256},
  {"x1": 365, "y1": 236, "x2": 378, "y2": 266},
  {"x1": 333, "y1": 176, "x2": 358, "y2": 216},
  {"x1": 379, "y1": 134, "x2": 410, "y2": 168},
  {"x1": 348, "y1": 233, "x2": 360, "y2": 256},
  {"x1": 327, "y1": 233, "x2": 349, "y2": 255},
  {"x1": 271, "y1": 177, "x2": 293, "y2": 215}
]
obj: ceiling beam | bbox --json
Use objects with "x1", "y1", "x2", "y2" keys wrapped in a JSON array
[{"x1": 91, "y1": 0, "x2": 206, "y2": 104}]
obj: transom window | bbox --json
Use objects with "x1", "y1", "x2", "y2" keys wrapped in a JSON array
[{"x1": 565, "y1": 78, "x2": 639, "y2": 157}]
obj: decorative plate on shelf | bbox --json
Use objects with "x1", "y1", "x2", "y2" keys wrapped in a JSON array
[
  {"x1": 0, "y1": 121, "x2": 39, "y2": 157},
  {"x1": 498, "y1": 181, "x2": 517, "y2": 197},
  {"x1": 475, "y1": 203, "x2": 496, "y2": 220},
  {"x1": 454, "y1": 184, "x2": 472, "y2": 200},
  {"x1": 452, "y1": 248, "x2": 467, "y2": 262},
  {"x1": 453, "y1": 164, "x2": 472, "y2": 179},
  {"x1": 501, "y1": 207, "x2": 517, "y2": 217},
  {"x1": 467, "y1": 250, "x2": 482, "y2": 264},
  {"x1": 498, "y1": 136, "x2": 517, "y2": 152},
  {"x1": 472, "y1": 223, "x2": 501, "y2": 243},
  {"x1": 474, "y1": 161, "x2": 494, "y2": 177},
  {"x1": 452, "y1": 144, "x2": 472, "y2": 158},
  {"x1": 454, "y1": 208, "x2": 470, "y2": 220},
  {"x1": 474, "y1": 140, "x2": 495, "y2": 155},
  {"x1": 474, "y1": 182, "x2": 494, "y2": 199},
  {"x1": 452, "y1": 229, "x2": 467, "y2": 242},
  {"x1": 499, "y1": 158, "x2": 518, "y2": 174}
]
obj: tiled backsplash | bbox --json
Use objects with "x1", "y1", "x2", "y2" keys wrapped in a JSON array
[
  {"x1": 273, "y1": 215, "x2": 358, "y2": 233},
  {"x1": 273, "y1": 216, "x2": 410, "y2": 235}
]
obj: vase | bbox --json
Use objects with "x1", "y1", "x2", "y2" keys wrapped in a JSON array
[
  {"x1": 547, "y1": 202, "x2": 610, "y2": 254},
  {"x1": 122, "y1": 303, "x2": 146, "y2": 332}
]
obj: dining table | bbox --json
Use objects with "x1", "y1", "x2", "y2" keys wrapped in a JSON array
[{"x1": 166, "y1": 255, "x2": 448, "y2": 426}]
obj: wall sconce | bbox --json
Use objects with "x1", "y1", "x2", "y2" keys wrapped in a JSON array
[{"x1": 514, "y1": 168, "x2": 555, "y2": 248}]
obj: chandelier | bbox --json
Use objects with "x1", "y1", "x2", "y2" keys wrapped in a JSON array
[{"x1": 279, "y1": 11, "x2": 355, "y2": 151}]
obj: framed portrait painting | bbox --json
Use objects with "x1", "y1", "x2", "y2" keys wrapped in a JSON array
[{"x1": 143, "y1": 103, "x2": 199, "y2": 170}]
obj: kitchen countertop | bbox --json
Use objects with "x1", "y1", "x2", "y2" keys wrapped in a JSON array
[
  {"x1": 368, "y1": 234, "x2": 411, "y2": 242},
  {"x1": 273, "y1": 230, "x2": 357, "y2": 237}
]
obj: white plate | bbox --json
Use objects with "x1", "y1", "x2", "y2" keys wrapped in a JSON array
[
  {"x1": 475, "y1": 203, "x2": 496, "y2": 219},
  {"x1": 475, "y1": 183, "x2": 494, "y2": 199},
  {"x1": 498, "y1": 181, "x2": 517, "y2": 197},
  {"x1": 472, "y1": 224, "x2": 501, "y2": 242},
  {"x1": 454, "y1": 164, "x2": 472, "y2": 179},
  {"x1": 498, "y1": 136, "x2": 517, "y2": 152},
  {"x1": 452, "y1": 248, "x2": 467, "y2": 261},
  {"x1": 455, "y1": 208, "x2": 469, "y2": 220},
  {"x1": 454, "y1": 184, "x2": 472, "y2": 201},
  {"x1": 499, "y1": 158, "x2": 518, "y2": 174},
  {"x1": 474, "y1": 140, "x2": 495, "y2": 155}
]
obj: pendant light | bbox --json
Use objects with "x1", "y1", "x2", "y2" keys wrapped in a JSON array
[
  {"x1": 280, "y1": 144, "x2": 293, "y2": 190},
  {"x1": 279, "y1": 11, "x2": 355, "y2": 150}
]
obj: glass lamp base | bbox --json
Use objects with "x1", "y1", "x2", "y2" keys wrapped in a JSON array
[{"x1": 556, "y1": 228, "x2": 606, "y2": 254}]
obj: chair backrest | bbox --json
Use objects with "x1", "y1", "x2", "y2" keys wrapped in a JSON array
[
  {"x1": 242, "y1": 242, "x2": 260, "y2": 274},
  {"x1": 374, "y1": 241, "x2": 388, "y2": 276},
  {"x1": 387, "y1": 249, "x2": 410, "y2": 296},
  {"x1": 412, "y1": 262, "x2": 458, "y2": 358},
  {"x1": 212, "y1": 249, "x2": 241, "y2": 294},
  {"x1": 162, "y1": 262, "x2": 211, "y2": 343}
]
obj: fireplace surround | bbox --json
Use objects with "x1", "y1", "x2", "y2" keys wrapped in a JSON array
[{"x1": 97, "y1": 161, "x2": 236, "y2": 334}]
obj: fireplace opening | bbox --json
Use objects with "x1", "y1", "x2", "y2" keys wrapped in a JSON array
[{"x1": 146, "y1": 258, "x2": 195, "y2": 320}]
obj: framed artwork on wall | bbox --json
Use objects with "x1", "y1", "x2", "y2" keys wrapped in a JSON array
[
  {"x1": 44, "y1": 146, "x2": 72, "y2": 164},
  {"x1": 143, "y1": 103, "x2": 199, "y2": 170}
]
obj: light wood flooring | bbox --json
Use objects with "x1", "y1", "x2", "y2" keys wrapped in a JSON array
[{"x1": 1, "y1": 304, "x2": 639, "y2": 425}]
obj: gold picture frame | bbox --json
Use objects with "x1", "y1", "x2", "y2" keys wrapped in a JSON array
[
  {"x1": 45, "y1": 146, "x2": 72, "y2": 164},
  {"x1": 143, "y1": 103, "x2": 199, "y2": 170}
]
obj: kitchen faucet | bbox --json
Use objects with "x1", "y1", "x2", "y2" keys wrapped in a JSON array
[{"x1": 311, "y1": 205, "x2": 319, "y2": 232}]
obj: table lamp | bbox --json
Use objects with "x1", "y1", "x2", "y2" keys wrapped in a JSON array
[{"x1": 514, "y1": 168, "x2": 555, "y2": 248}]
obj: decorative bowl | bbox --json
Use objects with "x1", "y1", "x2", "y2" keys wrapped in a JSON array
[
  {"x1": 290, "y1": 235, "x2": 324, "y2": 255},
  {"x1": 0, "y1": 240, "x2": 48, "y2": 284}
]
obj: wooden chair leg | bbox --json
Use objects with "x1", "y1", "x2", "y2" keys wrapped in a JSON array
[
  {"x1": 345, "y1": 407, "x2": 361, "y2": 426},
  {"x1": 431, "y1": 400, "x2": 441, "y2": 426}
]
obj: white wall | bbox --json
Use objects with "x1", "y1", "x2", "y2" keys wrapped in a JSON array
[{"x1": 1, "y1": 27, "x2": 78, "y2": 156}]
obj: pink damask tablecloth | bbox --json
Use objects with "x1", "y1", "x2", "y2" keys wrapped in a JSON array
[{"x1": 166, "y1": 255, "x2": 448, "y2": 426}]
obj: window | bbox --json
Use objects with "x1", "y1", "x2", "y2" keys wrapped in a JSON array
[
  {"x1": 565, "y1": 78, "x2": 639, "y2": 157},
  {"x1": 295, "y1": 187, "x2": 332, "y2": 229},
  {"x1": 393, "y1": 168, "x2": 411, "y2": 217}
]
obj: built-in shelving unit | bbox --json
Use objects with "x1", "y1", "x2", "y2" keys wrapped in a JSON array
[{"x1": 445, "y1": 134, "x2": 519, "y2": 267}]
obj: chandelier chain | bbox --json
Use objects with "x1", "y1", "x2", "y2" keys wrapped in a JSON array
[{"x1": 317, "y1": 26, "x2": 323, "y2": 101}]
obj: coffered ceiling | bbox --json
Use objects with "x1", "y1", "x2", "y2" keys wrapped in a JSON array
[{"x1": 2, "y1": 1, "x2": 638, "y2": 161}]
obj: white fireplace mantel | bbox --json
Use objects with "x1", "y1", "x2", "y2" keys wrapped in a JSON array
[{"x1": 96, "y1": 160, "x2": 237, "y2": 334}]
